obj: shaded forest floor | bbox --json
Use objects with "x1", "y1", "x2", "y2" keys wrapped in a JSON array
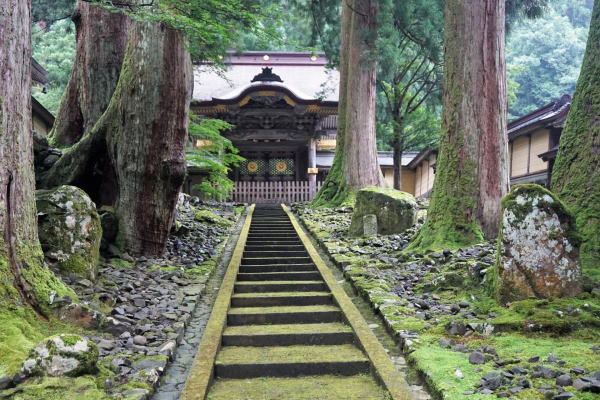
[
  {"x1": 0, "y1": 199, "x2": 243, "y2": 399},
  {"x1": 293, "y1": 204, "x2": 600, "y2": 400}
]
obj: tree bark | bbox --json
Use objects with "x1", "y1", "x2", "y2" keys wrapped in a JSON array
[
  {"x1": 343, "y1": 0, "x2": 383, "y2": 190},
  {"x1": 312, "y1": 0, "x2": 352, "y2": 206},
  {"x1": 0, "y1": 0, "x2": 74, "y2": 314},
  {"x1": 41, "y1": 19, "x2": 192, "y2": 256},
  {"x1": 551, "y1": 0, "x2": 600, "y2": 273},
  {"x1": 313, "y1": 0, "x2": 383, "y2": 206},
  {"x1": 410, "y1": 0, "x2": 509, "y2": 250},
  {"x1": 49, "y1": 0, "x2": 130, "y2": 146}
]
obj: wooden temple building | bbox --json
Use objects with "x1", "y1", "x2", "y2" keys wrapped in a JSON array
[{"x1": 187, "y1": 51, "x2": 422, "y2": 203}]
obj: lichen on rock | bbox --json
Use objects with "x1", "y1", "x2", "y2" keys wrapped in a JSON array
[
  {"x1": 348, "y1": 187, "x2": 417, "y2": 237},
  {"x1": 36, "y1": 185, "x2": 102, "y2": 280},
  {"x1": 494, "y1": 184, "x2": 582, "y2": 304},
  {"x1": 21, "y1": 334, "x2": 98, "y2": 378}
]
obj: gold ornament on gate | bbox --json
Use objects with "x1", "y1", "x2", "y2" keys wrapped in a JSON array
[
  {"x1": 275, "y1": 161, "x2": 287, "y2": 173},
  {"x1": 247, "y1": 161, "x2": 259, "y2": 173}
]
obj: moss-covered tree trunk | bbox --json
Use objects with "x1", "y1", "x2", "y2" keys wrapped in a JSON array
[
  {"x1": 50, "y1": 0, "x2": 130, "y2": 146},
  {"x1": 410, "y1": 0, "x2": 509, "y2": 250},
  {"x1": 0, "y1": 0, "x2": 74, "y2": 315},
  {"x1": 313, "y1": 0, "x2": 383, "y2": 206},
  {"x1": 343, "y1": 0, "x2": 383, "y2": 191},
  {"x1": 551, "y1": 0, "x2": 600, "y2": 277},
  {"x1": 312, "y1": 0, "x2": 351, "y2": 206},
  {"x1": 41, "y1": 20, "x2": 192, "y2": 256}
]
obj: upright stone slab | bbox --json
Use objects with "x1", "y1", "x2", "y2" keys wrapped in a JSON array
[
  {"x1": 362, "y1": 214, "x2": 378, "y2": 236},
  {"x1": 495, "y1": 185, "x2": 582, "y2": 304},
  {"x1": 36, "y1": 185, "x2": 102, "y2": 280},
  {"x1": 349, "y1": 187, "x2": 417, "y2": 237}
]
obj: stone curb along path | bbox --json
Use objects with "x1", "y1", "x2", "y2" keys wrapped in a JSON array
[{"x1": 181, "y1": 204, "x2": 414, "y2": 400}]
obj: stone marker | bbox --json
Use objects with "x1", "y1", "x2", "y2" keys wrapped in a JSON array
[
  {"x1": 349, "y1": 187, "x2": 417, "y2": 236},
  {"x1": 495, "y1": 184, "x2": 581, "y2": 304},
  {"x1": 362, "y1": 214, "x2": 378, "y2": 236},
  {"x1": 36, "y1": 185, "x2": 102, "y2": 280}
]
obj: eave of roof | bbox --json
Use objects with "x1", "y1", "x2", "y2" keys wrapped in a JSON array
[
  {"x1": 406, "y1": 146, "x2": 438, "y2": 170},
  {"x1": 31, "y1": 96, "x2": 55, "y2": 127},
  {"x1": 204, "y1": 51, "x2": 329, "y2": 67},
  {"x1": 507, "y1": 94, "x2": 571, "y2": 138}
]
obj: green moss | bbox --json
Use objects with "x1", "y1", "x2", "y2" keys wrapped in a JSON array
[
  {"x1": 110, "y1": 258, "x2": 132, "y2": 269},
  {"x1": 2, "y1": 376, "x2": 107, "y2": 400},
  {"x1": 207, "y1": 375, "x2": 391, "y2": 400},
  {"x1": 224, "y1": 322, "x2": 352, "y2": 335},
  {"x1": 216, "y1": 344, "x2": 367, "y2": 365},
  {"x1": 59, "y1": 334, "x2": 82, "y2": 346},
  {"x1": 193, "y1": 209, "x2": 232, "y2": 227}
]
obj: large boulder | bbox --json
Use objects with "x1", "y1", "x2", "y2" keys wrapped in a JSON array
[
  {"x1": 349, "y1": 187, "x2": 418, "y2": 236},
  {"x1": 36, "y1": 185, "x2": 102, "y2": 280},
  {"x1": 495, "y1": 185, "x2": 582, "y2": 304},
  {"x1": 21, "y1": 334, "x2": 98, "y2": 377}
]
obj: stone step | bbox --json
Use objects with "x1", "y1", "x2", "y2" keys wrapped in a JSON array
[
  {"x1": 243, "y1": 251, "x2": 308, "y2": 259},
  {"x1": 231, "y1": 291, "x2": 332, "y2": 307},
  {"x1": 244, "y1": 244, "x2": 306, "y2": 251},
  {"x1": 207, "y1": 374, "x2": 390, "y2": 400},
  {"x1": 249, "y1": 229, "x2": 296, "y2": 233},
  {"x1": 237, "y1": 271, "x2": 321, "y2": 282},
  {"x1": 222, "y1": 323, "x2": 353, "y2": 346},
  {"x1": 227, "y1": 305, "x2": 341, "y2": 325},
  {"x1": 245, "y1": 239, "x2": 302, "y2": 245},
  {"x1": 222, "y1": 324, "x2": 355, "y2": 346},
  {"x1": 239, "y1": 264, "x2": 316, "y2": 273},
  {"x1": 242, "y1": 257, "x2": 312, "y2": 266},
  {"x1": 234, "y1": 281, "x2": 328, "y2": 293},
  {"x1": 214, "y1": 345, "x2": 370, "y2": 378}
]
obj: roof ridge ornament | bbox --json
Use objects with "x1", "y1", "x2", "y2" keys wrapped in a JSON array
[{"x1": 251, "y1": 67, "x2": 283, "y2": 83}]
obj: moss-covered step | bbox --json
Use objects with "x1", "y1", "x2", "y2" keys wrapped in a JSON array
[
  {"x1": 227, "y1": 305, "x2": 341, "y2": 325},
  {"x1": 234, "y1": 280, "x2": 328, "y2": 293},
  {"x1": 243, "y1": 250, "x2": 308, "y2": 258},
  {"x1": 231, "y1": 291, "x2": 332, "y2": 307},
  {"x1": 239, "y1": 263, "x2": 316, "y2": 273},
  {"x1": 214, "y1": 345, "x2": 370, "y2": 378},
  {"x1": 241, "y1": 257, "x2": 313, "y2": 266},
  {"x1": 244, "y1": 244, "x2": 306, "y2": 251},
  {"x1": 246, "y1": 233, "x2": 299, "y2": 239},
  {"x1": 245, "y1": 238, "x2": 302, "y2": 245},
  {"x1": 207, "y1": 375, "x2": 391, "y2": 400},
  {"x1": 236, "y1": 271, "x2": 321, "y2": 282},
  {"x1": 222, "y1": 322, "x2": 355, "y2": 346}
]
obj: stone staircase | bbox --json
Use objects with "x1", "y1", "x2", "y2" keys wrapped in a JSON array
[{"x1": 204, "y1": 206, "x2": 391, "y2": 400}]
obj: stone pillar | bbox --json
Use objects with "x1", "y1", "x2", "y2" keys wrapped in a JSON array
[{"x1": 308, "y1": 137, "x2": 318, "y2": 197}]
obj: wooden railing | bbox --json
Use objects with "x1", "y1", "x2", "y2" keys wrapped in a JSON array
[{"x1": 229, "y1": 181, "x2": 323, "y2": 204}]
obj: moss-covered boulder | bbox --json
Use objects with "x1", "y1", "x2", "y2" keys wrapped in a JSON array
[
  {"x1": 21, "y1": 334, "x2": 98, "y2": 377},
  {"x1": 36, "y1": 186, "x2": 102, "y2": 280},
  {"x1": 349, "y1": 187, "x2": 417, "y2": 236},
  {"x1": 495, "y1": 185, "x2": 582, "y2": 304}
]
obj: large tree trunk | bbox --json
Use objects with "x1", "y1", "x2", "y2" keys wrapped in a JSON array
[
  {"x1": 41, "y1": 19, "x2": 192, "y2": 256},
  {"x1": 410, "y1": 0, "x2": 509, "y2": 250},
  {"x1": 313, "y1": 0, "x2": 382, "y2": 206},
  {"x1": 343, "y1": 0, "x2": 383, "y2": 190},
  {"x1": 312, "y1": 0, "x2": 352, "y2": 206},
  {"x1": 50, "y1": 0, "x2": 130, "y2": 146},
  {"x1": 0, "y1": 0, "x2": 74, "y2": 315},
  {"x1": 551, "y1": 0, "x2": 600, "y2": 274}
]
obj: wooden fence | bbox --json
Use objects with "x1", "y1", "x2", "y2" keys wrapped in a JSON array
[{"x1": 229, "y1": 181, "x2": 323, "y2": 204}]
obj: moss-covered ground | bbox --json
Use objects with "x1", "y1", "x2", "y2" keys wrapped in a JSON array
[{"x1": 295, "y1": 204, "x2": 600, "y2": 399}]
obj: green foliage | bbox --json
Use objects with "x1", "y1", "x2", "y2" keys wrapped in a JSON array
[
  {"x1": 32, "y1": 19, "x2": 76, "y2": 114},
  {"x1": 507, "y1": 0, "x2": 592, "y2": 118},
  {"x1": 187, "y1": 117, "x2": 244, "y2": 198}
]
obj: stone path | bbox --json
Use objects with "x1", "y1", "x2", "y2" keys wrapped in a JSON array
[{"x1": 183, "y1": 205, "x2": 410, "y2": 400}]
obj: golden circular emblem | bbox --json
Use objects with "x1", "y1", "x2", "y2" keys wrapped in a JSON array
[
  {"x1": 247, "y1": 161, "x2": 259, "y2": 173},
  {"x1": 275, "y1": 161, "x2": 287, "y2": 173}
]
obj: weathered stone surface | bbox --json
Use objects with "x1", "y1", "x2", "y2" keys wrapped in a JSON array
[
  {"x1": 36, "y1": 185, "x2": 102, "y2": 280},
  {"x1": 495, "y1": 185, "x2": 582, "y2": 304},
  {"x1": 362, "y1": 214, "x2": 378, "y2": 236},
  {"x1": 21, "y1": 334, "x2": 98, "y2": 377},
  {"x1": 349, "y1": 187, "x2": 417, "y2": 236}
]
